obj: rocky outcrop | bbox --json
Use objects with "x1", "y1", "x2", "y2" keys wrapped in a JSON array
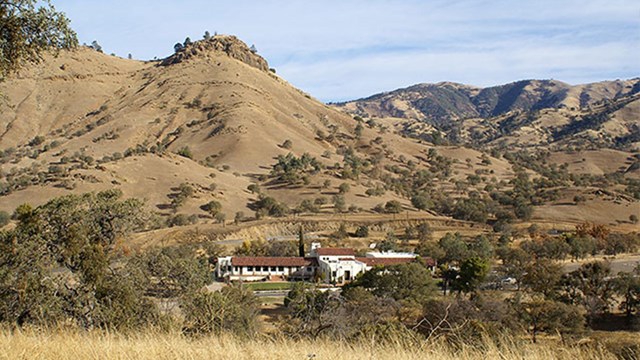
[{"x1": 161, "y1": 35, "x2": 269, "y2": 72}]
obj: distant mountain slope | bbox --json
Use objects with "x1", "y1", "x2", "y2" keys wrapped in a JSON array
[
  {"x1": 336, "y1": 79, "x2": 640, "y2": 150},
  {"x1": 336, "y1": 79, "x2": 640, "y2": 125}
]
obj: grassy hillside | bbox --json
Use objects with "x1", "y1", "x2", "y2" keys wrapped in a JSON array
[
  {"x1": 0, "y1": 329, "x2": 629, "y2": 360},
  {"x1": 0, "y1": 35, "x2": 637, "y2": 243}
]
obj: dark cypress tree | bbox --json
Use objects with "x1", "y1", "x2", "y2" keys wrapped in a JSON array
[{"x1": 298, "y1": 225, "x2": 305, "y2": 257}]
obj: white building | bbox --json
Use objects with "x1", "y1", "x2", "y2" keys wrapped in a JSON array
[
  {"x1": 215, "y1": 256, "x2": 317, "y2": 282},
  {"x1": 215, "y1": 244, "x2": 428, "y2": 284}
]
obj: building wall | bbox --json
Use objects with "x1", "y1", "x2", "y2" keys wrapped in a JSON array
[
  {"x1": 317, "y1": 255, "x2": 368, "y2": 284},
  {"x1": 216, "y1": 259, "x2": 316, "y2": 281}
]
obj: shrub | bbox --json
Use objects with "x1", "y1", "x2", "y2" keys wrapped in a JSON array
[
  {"x1": 252, "y1": 196, "x2": 289, "y2": 217},
  {"x1": 247, "y1": 184, "x2": 260, "y2": 194},
  {"x1": 355, "y1": 225, "x2": 369, "y2": 238},
  {"x1": 573, "y1": 195, "x2": 586, "y2": 204},
  {"x1": 167, "y1": 214, "x2": 198, "y2": 227},
  {"x1": 176, "y1": 146, "x2": 193, "y2": 159},
  {"x1": 182, "y1": 286, "x2": 260, "y2": 336},
  {"x1": 332, "y1": 195, "x2": 346, "y2": 213},
  {"x1": 297, "y1": 199, "x2": 319, "y2": 214},
  {"x1": 29, "y1": 136, "x2": 45, "y2": 147},
  {"x1": 0, "y1": 211, "x2": 9, "y2": 227},
  {"x1": 201, "y1": 200, "x2": 222, "y2": 217},
  {"x1": 411, "y1": 194, "x2": 432, "y2": 210},
  {"x1": 338, "y1": 183, "x2": 350, "y2": 194},
  {"x1": 384, "y1": 200, "x2": 403, "y2": 214},
  {"x1": 365, "y1": 185, "x2": 385, "y2": 197},
  {"x1": 234, "y1": 212, "x2": 245, "y2": 224},
  {"x1": 214, "y1": 212, "x2": 226, "y2": 225}
]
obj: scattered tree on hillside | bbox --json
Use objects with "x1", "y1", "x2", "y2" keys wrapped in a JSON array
[
  {"x1": 176, "y1": 146, "x2": 193, "y2": 159},
  {"x1": 354, "y1": 123, "x2": 363, "y2": 139},
  {"x1": 0, "y1": 211, "x2": 9, "y2": 227},
  {"x1": 247, "y1": 184, "x2": 261, "y2": 194},
  {"x1": 354, "y1": 225, "x2": 369, "y2": 238},
  {"x1": 202, "y1": 200, "x2": 222, "y2": 217},
  {"x1": 613, "y1": 265, "x2": 640, "y2": 321},
  {"x1": 281, "y1": 139, "x2": 292, "y2": 149},
  {"x1": 332, "y1": 195, "x2": 346, "y2": 213},
  {"x1": 252, "y1": 195, "x2": 289, "y2": 218},
  {"x1": 270, "y1": 153, "x2": 322, "y2": 185},
  {"x1": 438, "y1": 232, "x2": 468, "y2": 265},
  {"x1": 234, "y1": 211, "x2": 245, "y2": 225},
  {"x1": 573, "y1": 195, "x2": 586, "y2": 205},
  {"x1": 170, "y1": 183, "x2": 195, "y2": 211},
  {"x1": 90, "y1": 40, "x2": 102, "y2": 53},
  {"x1": 496, "y1": 247, "x2": 531, "y2": 290},
  {"x1": 563, "y1": 261, "x2": 615, "y2": 324},
  {"x1": 451, "y1": 257, "x2": 490, "y2": 295},
  {"x1": 515, "y1": 299, "x2": 583, "y2": 343},
  {"x1": 215, "y1": 212, "x2": 226, "y2": 226},
  {"x1": 522, "y1": 260, "x2": 563, "y2": 299},
  {"x1": 384, "y1": 200, "x2": 403, "y2": 214},
  {"x1": 338, "y1": 183, "x2": 350, "y2": 194}
]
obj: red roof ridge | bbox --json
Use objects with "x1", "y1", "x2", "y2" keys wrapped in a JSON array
[
  {"x1": 356, "y1": 257, "x2": 415, "y2": 266},
  {"x1": 231, "y1": 256, "x2": 316, "y2": 267}
]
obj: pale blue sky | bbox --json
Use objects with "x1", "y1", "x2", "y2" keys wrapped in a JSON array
[{"x1": 54, "y1": 0, "x2": 639, "y2": 102}]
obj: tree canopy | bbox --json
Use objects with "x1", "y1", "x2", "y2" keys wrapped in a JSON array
[
  {"x1": 0, "y1": 0, "x2": 77, "y2": 78},
  {"x1": 344, "y1": 262, "x2": 436, "y2": 304}
]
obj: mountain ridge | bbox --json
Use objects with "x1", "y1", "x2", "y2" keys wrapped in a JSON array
[{"x1": 336, "y1": 78, "x2": 640, "y2": 125}]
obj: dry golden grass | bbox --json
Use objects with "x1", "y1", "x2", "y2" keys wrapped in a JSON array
[{"x1": 0, "y1": 329, "x2": 617, "y2": 360}]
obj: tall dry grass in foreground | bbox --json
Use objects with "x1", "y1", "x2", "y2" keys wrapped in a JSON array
[{"x1": 0, "y1": 329, "x2": 618, "y2": 360}]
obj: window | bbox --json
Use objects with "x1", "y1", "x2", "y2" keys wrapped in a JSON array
[
  {"x1": 270, "y1": 266, "x2": 277, "y2": 271},
  {"x1": 262, "y1": 266, "x2": 269, "y2": 271},
  {"x1": 306, "y1": 267, "x2": 313, "y2": 272},
  {"x1": 247, "y1": 266, "x2": 253, "y2": 271},
  {"x1": 278, "y1": 266, "x2": 284, "y2": 271},
  {"x1": 332, "y1": 271, "x2": 337, "y2": 277}
]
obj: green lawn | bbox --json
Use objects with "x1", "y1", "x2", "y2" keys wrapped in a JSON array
[{"x1": 243, "y1": 282, "x2": 294, "y2": 291}]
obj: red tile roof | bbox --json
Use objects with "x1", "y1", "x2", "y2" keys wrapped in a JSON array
[
  {"x1": 315, "y1": 248, "x2": 355, "y2": 256},
  {"x1": 356, "y1": 257, "x2": 416, "y2": 267},
  {"x1": 422, "y1": 257, "x2": 436, "y2": 267},
  {"x1": 231, "y1": 257, "x2": 316, "y2": 267}
]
